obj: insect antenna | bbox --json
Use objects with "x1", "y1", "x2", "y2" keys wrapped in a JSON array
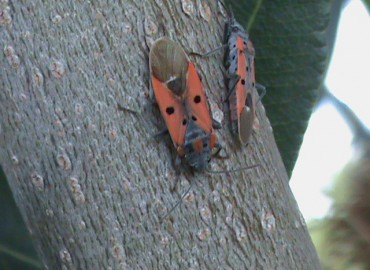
[
  {"x1": 159, "y1": 179, "x2": 196, "y2": 223},
  {"x1": 159, "y1": 164, "x2": 259, "y2": 222},
  {"x1": 207, "y1": 164, "x2": 259, "y2": 174}
]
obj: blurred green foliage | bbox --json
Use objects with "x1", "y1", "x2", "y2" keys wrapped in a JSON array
[
  {"x1": 0, "y1": 168, "x2": 42, "y2": 269},
  {"x1": 309, "y1": 158, "x2": 370, "y2": 270},
  {"x1": 308, "y1": 87, "x2": 370, "y2": 270},
  {"x1": 364, "y1": 0, "x2": 370, "y2": 11}
]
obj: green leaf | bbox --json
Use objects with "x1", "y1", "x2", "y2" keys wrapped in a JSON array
[
  {"x1": 362, "y1": 0, "x2": 370, "y2": 12},
  {"x1": 224, "y1": 0, "x2": 344, "y2": 176},
  {"x1": 0, "y1": 168, "x2": 42, "y2": 269}
]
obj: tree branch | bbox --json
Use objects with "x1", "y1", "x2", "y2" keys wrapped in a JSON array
[{"x1": 0, "y1": 0, "x2": 320, "y2": 268}]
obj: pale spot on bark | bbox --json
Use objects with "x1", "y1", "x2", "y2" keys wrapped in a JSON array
[
  {"x1": 261, "y1": 210, "x2": 276, "y2": 232},
  {"x1": 144, "y1": 18, "x2": 157, "y2": 36},
  {"x1": 199, "y1": 1, "x2": 211, "y2": 22},
  {"x1": 31, "y1": 172, "x2": 44, "y2": 191},
  {"x1": 181, "y1": 0, "x2": 194, "y2": 17},
  {"x1": 57, "y1": 152, "x2": 72, "y2": 170},
  {"x1": 197, "y1": 227, "x2": 210, "y2": 241},
  {"x1": 49, "y1": 60, "x2": 65, "y2": 78},
  {"x1": 59, "y1": 248, "x2": 72, "y2": 264},
  {"x1": 68, "y1": 177, "x2": 85, "y2": 204}
]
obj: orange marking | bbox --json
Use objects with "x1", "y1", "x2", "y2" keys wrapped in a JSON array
[
  {"x1": 236, "y1": 36, "x2": 248, "y2": 117},
  {"x1": 186, "y1": 63, "x2": 213, "y2": 132},
  {"x1": 151, "y1": 75, "x2": 187, "y2": 147},
  {"x1": 192, "y1": 139, "x2": 204, "y2": 153}
]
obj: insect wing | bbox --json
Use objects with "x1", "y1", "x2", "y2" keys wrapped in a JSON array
[
  {"x1": 246, "y1": 40, "x2": 257, "y2": 107},
  {"x1": 149, "y1": 38, "x2": 190, "y2": 148},
  {"x1": 235, "y1": 36, "x2": 254, "y2": 144},
  {"x1": 149, "y1": 38, "x2": 188, "y2": 96},
  {"x1": 151, "y1": 76, "x2": 187, "y2": 147},
  {"x1": 238, "y1": 94, "x2": 254, "y2": 145},
  {"x1": 185, "y1": 62, "x2": 213, "y2": 133}
]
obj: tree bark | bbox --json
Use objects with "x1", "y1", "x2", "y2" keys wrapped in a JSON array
[{"x1": 0, "y1": 0, "x2": 320, "y2": 269}]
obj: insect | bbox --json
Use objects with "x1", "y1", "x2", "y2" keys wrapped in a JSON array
[
  {"x1": 149, "y1": 37, "x2": 260, "y2": 221},
  {"x1": 192, "y1": 10, "x2": 265, "y2": 145},
  {"x1": 149, "y1": 37, "x2": 222, "y2": 171},
  {"x1": 224, "y1": 14, "x2": 264, "y2": 145}
]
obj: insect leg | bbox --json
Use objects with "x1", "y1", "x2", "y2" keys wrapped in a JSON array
[
  {"x1": 212, "y1": 119, "x2": 222, "y2": 129},
  {"x1": 117, "y1": 103, "x2": 139, "y2": 114},
  {"x1": 170, "y1": 169, "x2": 181, "y2": 193},
  {"x1": 154, "y1": 128, "x2": 169, "y2": 139},
  {"x1": 255, "y1": 83, "x2": 266, "y2": 104},
  {"x1": 212, "y1": 143, "x2": 229, "y2": 159},
  {"x1": 188, "y1": 44, "x2": 228, "y2": 58},
  {"x1": 213, "y1": 143, "x2": 223, "y2": 157},
  {"x1": 223, "y1": 74, "x2": 240, "y2": 102},
  {"x1": 160, "y1": 180, "x2": 195, "y2": 223}
]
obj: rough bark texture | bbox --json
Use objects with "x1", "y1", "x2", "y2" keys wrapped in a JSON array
[{"x1": 0, "y1": 0, "x2": 320, "y2": 269}]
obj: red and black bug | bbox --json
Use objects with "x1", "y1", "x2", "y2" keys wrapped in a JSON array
[
  {"x1": 191, "y1": 9, "x2": 265, "y2": 145},
  {"x1": 149, "y1": 37, "x2": 222, "y2": 171},
  {"x1": 149, "y1": 38, "x2": 259, "y2": 221},
  {"x1": 223, "y1": 12, "x2": 265, "y2": 145}
]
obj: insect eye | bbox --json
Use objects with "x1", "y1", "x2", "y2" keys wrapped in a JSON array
[
  {"x1": 166, "y1": 107, "x2": 175, "y2": 115},
  {"x1": 194, "y1": 95, "x2": 201, "y2": 104}
]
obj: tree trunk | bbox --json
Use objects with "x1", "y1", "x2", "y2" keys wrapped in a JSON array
[{"x1": 0, "y1": 0, "x2": 320, "y2": 269}]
